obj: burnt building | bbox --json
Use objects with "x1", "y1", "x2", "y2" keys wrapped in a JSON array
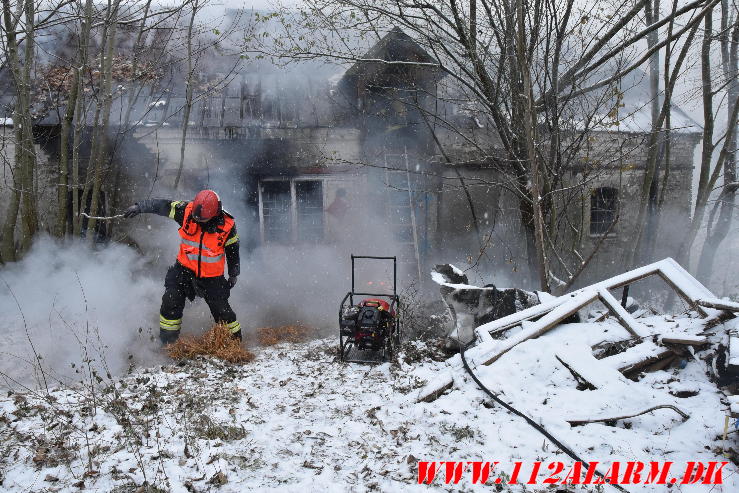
[{"x1": 0, "y1": 22, "x2": 701, "y2": 289}]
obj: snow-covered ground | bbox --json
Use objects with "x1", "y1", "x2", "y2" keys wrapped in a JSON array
[{"x1": 1, "y1": 318, "x2": 738, "y2": 492}]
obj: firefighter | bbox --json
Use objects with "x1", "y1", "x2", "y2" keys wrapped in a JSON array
[{"x1": 123, "y1": 190, "x2": 242, "y2": 344}]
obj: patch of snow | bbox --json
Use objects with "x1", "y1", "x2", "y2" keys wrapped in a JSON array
[{"x1": 2, "y1": 320, "x2": 738, "y2": 492}]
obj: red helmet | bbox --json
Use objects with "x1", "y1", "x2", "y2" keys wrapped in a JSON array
[{"x1": 191, "y1": 189, "x2": 221, "y2": 222}]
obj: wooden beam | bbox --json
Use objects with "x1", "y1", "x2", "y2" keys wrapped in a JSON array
[
  {"x1": 598, "y1": 288, "x2": 647, "y2": 338},
  {"x1": 555, "y1": 347, "x2": 631, "y2": 389},
  {"x1": 601, "y1": 340, "x2": 674, "y2": 375},
  {"x1": 476, "y1": 296, "x2": 569, "y2": 339},
  {"x1": 555, "y1": 355, "x2": 597, "y2": 390},
  {"x1": 695, "y1": 297, "x2": 739, "y2": 312},
  {"x1": 656, "y1": 271, "x2": 709, "y2": 317},
  {"x1": 415, "y1": 376, "x2": 454, "y2": 403},
  {"x1": 480, "y1": 290, "x2": 599, "y2": 366},
  {"x1": 661, "y1": 335, "x2": 708, "y2": 346}
]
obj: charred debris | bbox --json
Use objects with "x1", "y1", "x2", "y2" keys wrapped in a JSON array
[{"x1": 421, "y1": 257, "x2": 739, "y2": 455}]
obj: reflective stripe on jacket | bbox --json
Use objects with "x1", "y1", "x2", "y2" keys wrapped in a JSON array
[{"x1": 176, "y1": 202, "x2": 235, "y2": 277}]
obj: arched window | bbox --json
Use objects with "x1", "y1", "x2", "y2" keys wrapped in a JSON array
[{"x1": 590, "y1": 187, "x2": 618, "y2": 235}]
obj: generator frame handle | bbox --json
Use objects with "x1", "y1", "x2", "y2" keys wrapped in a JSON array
[{"x1": 350, "y1": 255, "x2": 397, "y2": 301}]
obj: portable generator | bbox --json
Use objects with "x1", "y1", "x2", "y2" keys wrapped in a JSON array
[{"x1": 339, "y1": 255, "x2": 401, "y2": 362}]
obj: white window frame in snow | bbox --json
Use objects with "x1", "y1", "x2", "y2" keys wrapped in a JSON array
[{"x1": 257, "y1": 177, "x2": 326, "y2": 244}]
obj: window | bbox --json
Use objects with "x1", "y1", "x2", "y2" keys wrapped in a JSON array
[
  {"x1": 259, "y1": 179, "x2": 324, "y2": 244},
  {"x1": 296, "y1": 181, "x2": 324, "y2": 242},
  {"x1": 590, "y1": 187, "x2": 618, "y2": 235},
  {"x1": 261, "y1": 181, "x2": 292, "y2": 243}
]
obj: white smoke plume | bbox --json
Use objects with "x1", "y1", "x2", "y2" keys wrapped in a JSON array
[{"x1": 0, "y1": 236, "x2": 166, "y2": 390}]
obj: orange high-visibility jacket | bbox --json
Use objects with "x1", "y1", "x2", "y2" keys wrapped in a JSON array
[{"x1": 177, "y1": 202, "x2": 236, "y2": 278}]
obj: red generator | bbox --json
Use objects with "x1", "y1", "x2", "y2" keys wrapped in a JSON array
[{"x1": 339, "y1": 255, "x2": 401, "y2": 362}]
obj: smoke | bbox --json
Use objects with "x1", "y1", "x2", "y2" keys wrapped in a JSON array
[
  {"x1": 0, "y1": 175, "x2": 411, "y2": 392},
  {"x1": 11, "y1": 1, "x2": 701, "y2": 394},
  {"x1": 0, "y1": 236, "x2": 166, "y2": 390}
]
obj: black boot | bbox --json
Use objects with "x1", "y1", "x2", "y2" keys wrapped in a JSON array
[
  {"x1": 159, "y1": 329, "x2": 180, "y2": 346},
  {"x1": 231, "y1": 329, "x2": 242, "y2": 341}
]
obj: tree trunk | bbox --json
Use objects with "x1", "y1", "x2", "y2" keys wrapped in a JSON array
[
  {"x1": 516, "y1": 0, "x2": 550, "y2": 292},
  {"x1": 696, "y1": 3, "x2": 738, "y2": 279},
  {"x1": 629, "y1": 15, "x2": 703, "y2": 267},
  {"x1": 109, "y1": 0, "x2": 153, "y2": 235},
  {"x1": 1, "y1": 0, "x2": 37, "y2": 258},
  {"x1": 17, "y1": 0, "x2": 37, "y2": 253},
  {"x1": 56, "y1": 68, "x2": 79, "y2": 237},
  {"x1": 72, "y1": 0, "x2": 94, "y2": 237},
  {"x1": 86, "y1": 2, "x2": 120, "y2": 243},
  {"x1": 641, "y1": 0, "x2": 662, "y2": 262},
  {"x1": 0, "y1": 159, "x2": 21, "y2": 262},
  {"x1": 174, "y1": 0, "x2": 200, "y2": 190},
  {"x1": 676, "y1": 8, "x2": 718, "y2": 264}
]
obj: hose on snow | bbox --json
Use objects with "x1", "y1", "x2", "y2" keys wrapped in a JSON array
[{"x1": 459, "y1": 339, "x2": 628, "y2": 493}]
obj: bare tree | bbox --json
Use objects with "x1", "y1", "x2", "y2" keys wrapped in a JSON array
[
  {"x1": 1, "y1": 0, "x2": 40, "y2": 260},
  {"x1": 82, "y1": 0, "x2": 121, "y2": 243},
  {"x1": 254, "y1": 0, "x2": 711, "y2": 290},
  {"x1": 695, "y1": 0, "x2": 739, "y2": 279},
  {"x1": 173, "y1": 0, "x2": 201, "y2": 191}
]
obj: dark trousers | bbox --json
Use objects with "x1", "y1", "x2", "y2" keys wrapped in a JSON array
[{"x1": 159, "y1": 263, "x2": 238, "y2": 343}]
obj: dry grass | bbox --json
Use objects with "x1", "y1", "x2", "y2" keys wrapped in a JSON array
[
  {"x1": 166, "y1": 323, "x2": 254, "y2": 363},
  {"x1": 256, "y1": 325, "x2": 316, "y2": 346}
]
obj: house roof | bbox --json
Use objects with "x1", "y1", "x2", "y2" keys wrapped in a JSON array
[
  {"x1": 340, "y1": 26, "x2": 439, "y2": 82},
  {"x1": 1, "y1": 21, "x2": 702, "y2": 137},
  {"x1": 576, "y1": 67, "x2": 702, "y2": 135}
]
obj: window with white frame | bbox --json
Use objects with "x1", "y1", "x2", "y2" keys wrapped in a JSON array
[{"x1": 258, "y1": 178, "x2": 324, "y2": 244}]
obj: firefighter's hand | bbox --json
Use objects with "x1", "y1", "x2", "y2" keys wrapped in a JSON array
[
  {"x1": 227, "y1": 276, "x2": 238, "y2": 289},
  {"x1": 123, "y1": 204, "x2": 141, "y2": 218}
]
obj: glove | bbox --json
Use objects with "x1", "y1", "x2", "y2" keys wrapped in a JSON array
[
  {"x1": 123, "y1": 204, "x2": 141, "y2": 218},
  {"x1": 227, "y1": 276, "x2": 238, "y2": 289}
]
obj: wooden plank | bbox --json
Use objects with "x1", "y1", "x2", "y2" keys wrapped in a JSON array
[
  {"x1": 661, "y1": 335, "x2": 708, "y2": 346},
  {"x1": 601, "y1": 340, "x2": 674, "y2": 375},
  {"x1": 662, "y1": 258, "x2": 715, "y2": 298},
  {"x1": 656, "y1": 271, "x2": 709, "y2": 317},
  {"x1": 643, "y1": 355, "x2": 676, "y2": 373},
  {"x1": 555, "y1": 355, "x2": 597, "y2": 390},
  {"x1": 701, "y1": 311, "x2": 736, "y2": 330},
  {"x1": 476, "y1": 296, "x2": 569, "y2": 339},
  {"x1": 695, "y1": 298, "x2": 739, "y2": 312},
  {"x1": 480, "y1": 290, "x2": 600, "y2": 366},
  {"x1": 595, "y1": 265, "x2": 662, "y2": 292},
  {"x1": 598, "y1": 288, "x2": 647, "y2": 338},
  {"x1": 415, "y1": 376, "x2": 454, "y2": 403},
  {"x1": 555, "y1": 346, "x2": 631, "y2": 389},
  {"x1": 476, "y1": 259, "x2": 714, "y2": 340}
]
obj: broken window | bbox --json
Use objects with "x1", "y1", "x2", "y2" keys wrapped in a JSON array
[
  {"x1": 590, "y1": 187, "x2": 618, "y2": 235},
  {"x1": 259, "y1": 179, "x2": 324, "y2": 244},
  {"x1": 261, "y1": 181, "x2": 292, "y2": 243},
  {"x1": 296, "y1": 181, "x2": 324, "y2": 243}
]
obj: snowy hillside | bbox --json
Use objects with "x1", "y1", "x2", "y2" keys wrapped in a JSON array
[{"x1": 1, "y1": 317, "x2": 738, "y2": 492}]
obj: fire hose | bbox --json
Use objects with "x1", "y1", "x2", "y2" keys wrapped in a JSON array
[
  {"x1": 459, "y1": 340, "x2": 629, "y2": 493},
  {"x1": 80, "y1": 212, "x2": 125, "y2": 220}
]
